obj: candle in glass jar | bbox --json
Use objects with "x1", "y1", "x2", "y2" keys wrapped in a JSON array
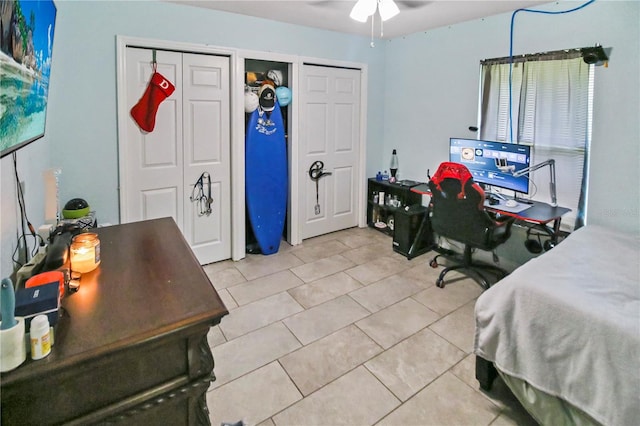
[{"x1": 70, "y1": 233, "x2": 101, "y2": 274}]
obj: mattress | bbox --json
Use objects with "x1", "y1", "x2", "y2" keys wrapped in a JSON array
[{"x1": 474, "y1": 225, "x2": 640, "y2": 426}]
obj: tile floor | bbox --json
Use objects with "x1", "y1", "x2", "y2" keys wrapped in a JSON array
[{"x1": 203, "y1": 226, "x2": 537, "y2": 426}]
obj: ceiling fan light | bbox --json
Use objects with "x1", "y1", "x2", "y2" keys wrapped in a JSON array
[
  {"x1": 350, "y1": 0, "x2": 377, "y2": 22},
  {"x1": 378, "y1": 0, "x2": 399, "y2": 21}
]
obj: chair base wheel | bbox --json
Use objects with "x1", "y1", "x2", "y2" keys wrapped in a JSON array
[
  {"x1": 543, "y1": 239, "x2": 556, "y2": 251},
  {"x1": 430, "y1": 258, "x2": 438, "y2": 268},
  {"x1": 436, "y1": 279, "x2": 444, "y2": 288}
]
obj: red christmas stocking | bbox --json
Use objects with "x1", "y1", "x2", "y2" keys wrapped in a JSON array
[{"x1": 130, "y1": 72, "x2": 175, "y2": 132}]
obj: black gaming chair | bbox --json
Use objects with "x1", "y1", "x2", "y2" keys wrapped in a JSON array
[{"x1": 428, "y1": 162, "x2": 514, "y2": 290}]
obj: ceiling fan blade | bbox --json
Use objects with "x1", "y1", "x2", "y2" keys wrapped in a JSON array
[
  {"x1": 379, "y1": 0, "x2": 400, "y2": 21},
  {"x1": 350, "y1": 0, "x2": 377, "y2": 22}
]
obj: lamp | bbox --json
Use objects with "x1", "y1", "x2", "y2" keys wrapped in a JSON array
[
  {"x1": 350, "y1": 0, "x2": 399, "y2": 23},
  {"x1": 512, "y1": 159, "x2": 557, "y2": 207}
]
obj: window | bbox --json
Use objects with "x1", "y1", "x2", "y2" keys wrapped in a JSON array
[{"x1": 479, "y1": 53, "x2": 594, "y2": 231}]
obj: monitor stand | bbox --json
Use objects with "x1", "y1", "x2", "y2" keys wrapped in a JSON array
[{"x1": 513, "y1": 192, "x2": 534, "y2": 205}]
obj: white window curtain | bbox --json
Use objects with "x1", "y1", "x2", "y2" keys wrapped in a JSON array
[{"x1": 480, "y1": 56, "x2": 593, "y2": 231}]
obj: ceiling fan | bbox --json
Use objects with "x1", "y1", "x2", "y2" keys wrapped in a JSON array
[
  {"x1": 308, "y1": 0, "x2": 431, "y2": 43},
  {"x1": 350, "y1": 0, "x2": 400, "y2": 22},
  {"x1": 347, "y1": 0, "x2": 425, "y2": 45}
]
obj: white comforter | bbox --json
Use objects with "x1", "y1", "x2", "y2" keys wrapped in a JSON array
[{"x1": 474, "y1": 225, "x2": 640, "y2": 426}]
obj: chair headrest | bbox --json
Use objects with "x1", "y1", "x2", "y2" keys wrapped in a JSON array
[{"x1": 430, "y1": 162, "x2": 475, "y2": 199}]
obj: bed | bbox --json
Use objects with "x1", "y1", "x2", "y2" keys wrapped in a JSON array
[{"x1": 474, "y1": 225, "x2": 639, "y2": 425}]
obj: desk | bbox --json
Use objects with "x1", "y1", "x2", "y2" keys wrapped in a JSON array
[
  {"x1": 1, "y1": 218, "x2": 229, "y2": 425},
  {"x1": 485, "y1": 200, "x2": 571, "y2": 244},
  {"x1": 411, "y1": 183, "x2": 571, "y2": 244}
]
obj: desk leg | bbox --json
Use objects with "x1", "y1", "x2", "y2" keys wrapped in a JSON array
[
  {"x1": 551, "y1": 217, "x2": 562, "y2": 244},
  {"x1": 407, "y1": 213, "x2": 426, "y2": 258},
  {"x1": 530, "y1": 217, "x2": 563, "y2": 248},
  {"x1": 407, "y1": 210, "x2": 434, "y2": 259}
]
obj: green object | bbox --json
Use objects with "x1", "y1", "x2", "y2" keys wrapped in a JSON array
[
  {"x1": 62, "y1": 206, "x2": 90, "y2": 219},
  {"x1": 62, "y1": 198, "x2": 90, "y2": 219}
]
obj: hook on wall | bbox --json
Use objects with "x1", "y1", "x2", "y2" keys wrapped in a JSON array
[{"x1": 151, "y1": 49, "x2": 157, "y2": 72}]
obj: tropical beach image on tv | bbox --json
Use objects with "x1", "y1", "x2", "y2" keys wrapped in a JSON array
[{"x1": 0, "y1": 0, "x2": 57, "y2": 157}]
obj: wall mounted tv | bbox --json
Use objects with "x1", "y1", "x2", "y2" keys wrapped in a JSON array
[{"x1": 1, "y1": 0, "x2": 57, "y2": 158}]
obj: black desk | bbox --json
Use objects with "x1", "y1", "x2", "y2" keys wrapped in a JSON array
[
  {"x1": 410, "y1": 183, "x2": 571, "y2": 244},
  {"x1": 485, "y1": 200, "x2": 571, "y2": 244}
]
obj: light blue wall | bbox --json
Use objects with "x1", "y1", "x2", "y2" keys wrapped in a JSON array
[
  {"x1": 2, "y1": 0, "x2": 638, "y2": 277},
  {"x1": 47, "y1": 0, "x2": 387, "y2": 226},
  {"x1": 1, "y1": 0, "x2": 386, "y2": 276},
  {"x1": 382, "y1": 0, "x2": 639, "y2": 232},
  {"x1": 1, "y1": 141, "x2": 51, "y2": 277}
]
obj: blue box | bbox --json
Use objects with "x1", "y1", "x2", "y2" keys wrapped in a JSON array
[{"x1": 14, "y1": 282, "x2": 60, "y2": 331}]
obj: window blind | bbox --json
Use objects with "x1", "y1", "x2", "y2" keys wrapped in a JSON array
[{"x1": 479, "y1": 57, "x2": 592, "y2": 231}]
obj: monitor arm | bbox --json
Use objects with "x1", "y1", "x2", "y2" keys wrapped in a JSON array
[{"x1": 512, "y1": 159, "x2": 557, "y2": 207}]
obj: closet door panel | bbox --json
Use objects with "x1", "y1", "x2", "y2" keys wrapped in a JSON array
[
  {"x1": 300, "y1": 65, "x2": 361, "y2": 239},
  {"x1": 182, "y1": 53, "x2": 231, "y2": 264},
  {"x1": 121, "y1": 47, "x2": 231, "y2": 264},
  {"x1": 123, "y1": 48, "x2": 184, "y2": 228}
]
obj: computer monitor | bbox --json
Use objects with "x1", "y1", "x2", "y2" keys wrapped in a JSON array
[{"x1": 449, "y1": 138, "x2": 531, "y2": 194}]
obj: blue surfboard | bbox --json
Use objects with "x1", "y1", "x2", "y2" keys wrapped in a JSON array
[{"x1": 245, "y1": 101, "x2": 288, "y2": 255}]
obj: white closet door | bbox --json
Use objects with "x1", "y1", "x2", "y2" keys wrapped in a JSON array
[
  {"x1": 182, "y1": 53, "x2": 230, "y2": 264},
  {"x1": 123, "y1": 48, "x2": 184, "y2": 228},
  {"x1": 300, "y1": 65, "x2": 361, "y2": 240},
  {"x1": 122, "y1": 47, "x2": 230, "y2": 264}
]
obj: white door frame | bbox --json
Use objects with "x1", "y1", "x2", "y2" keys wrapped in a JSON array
[
  {"x1": 235, "y1": 49, "x2": 368, "y2": 248},
  {"x1": 116, "y1": 35, "x2": 241, "y2": 259},
  {"x1": 117, "y1": 36, "x2": 367, "y2": 261},
  {"x1": 233, "y1": 49, "x2": 300, "y2": 258}
]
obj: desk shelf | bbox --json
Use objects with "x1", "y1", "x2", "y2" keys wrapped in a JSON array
[{"x1": 367, "y1": 178, "x2": 424, "y2": 236}]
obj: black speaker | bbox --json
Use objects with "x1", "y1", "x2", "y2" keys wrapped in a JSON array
[{"x1": 393, "y1": 205, "x2": 434, "y2": 259}]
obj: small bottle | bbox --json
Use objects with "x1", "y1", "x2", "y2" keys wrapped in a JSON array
[
  {"x1": 382, "y1": 170, "x2": 389, "y2": 181},
  {"x1": 390, "y1": 149, "x2": 399, "y2": 183},
  {"x1": 30, "y1": 315, "x2": 51, "y2": 360},
  {"x1": 376, "y1": 171, "x2": 382, "y2": 181}
]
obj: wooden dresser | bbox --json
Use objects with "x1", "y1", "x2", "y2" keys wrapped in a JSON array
[{"x1": 1, "y1": 218, "x2": 228, "y2": 425}]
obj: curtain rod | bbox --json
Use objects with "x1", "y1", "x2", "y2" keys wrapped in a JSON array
[{"x1": 481, "y1": 48, "x2": 583, "y2": 66}]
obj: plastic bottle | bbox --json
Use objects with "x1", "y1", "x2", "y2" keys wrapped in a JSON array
[
  {"x1": 390, "y1": 149, "x2": 399, "y2": 183},
  {"x1": 382, "y1": 170, "x2": 389, "y2": 181},
  {"x1": 30, "y1": 314, "x2": 51, "y2": 360}
]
